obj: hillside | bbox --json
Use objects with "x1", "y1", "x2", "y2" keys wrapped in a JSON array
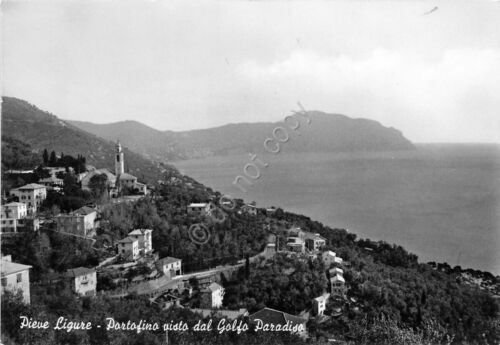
[
  {"x1": 67, "y1": 120, "x2": 183, "y2": 161},
  {"x1": 68, "y1": 112, "x2": 415, "y2": 161},
  {"x1": 1, "y1": 97, "x2": 169, "y2": 184}
]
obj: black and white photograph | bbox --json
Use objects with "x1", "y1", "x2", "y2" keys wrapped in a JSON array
[{"x1": 1, "y1": 0, "x2": 499, "y2": 344}]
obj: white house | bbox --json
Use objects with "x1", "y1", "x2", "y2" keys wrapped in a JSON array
[
  {"x1": 10, "y1": 183, "x2": 47, "y2": 214},
  {"x1": 66, "y1": 267, "x2": 97, "y2": 297},
  {"x1": 156, "y1": 257, "x2": 182, "y2": 278},
  {"x1": 304, "y1": 233, "x2": 326, "y2": 252},
  {"x1": 313, "y1": 293, "x2": 330, "y2": 316},
  {"x1": 117, "y1": 173, "x2": 146, "y2": 194},
  {"x1": 329, "y1": 267, "x2": 344, "y2": 277},
  {"x1": 38, "y1": 176, "x2": 64, "y2": 189},
  {"x1": 200, "y1": 282, "x2": 225, "y2": 309},
  {"x1": 1, "y1": 202, "x2": 27, "y2": 219},
  {"x1": 286, "y1": 236, "x2": 305, "y2": 253},
  {"x1": 117, "y1": 237, "x2": 139, "y2": 261},
  {"x1": 54, "y1": 206, "x2": 98, "y2": 237},
  {"x1": 330, "y1": 274, "x2": 346, "y2": 297},
  {"x1": 128, "y1": 229, "x2": 153, "y2": 255},
  {"x1": 1, "y1": 258, "x2": 32, "y2": 304},
  {"x1": 241, "y1": 204, "x2": 257, "y2": 216},
  {"x1": 322, "y1": 251, "x2": 337, "y2": 267},
  {"x1": 1, "y1": 202, "x2": 27, "y2": 234},
  {"x1": 187, "y1": 203, "x2": 208, "y2": 215}
]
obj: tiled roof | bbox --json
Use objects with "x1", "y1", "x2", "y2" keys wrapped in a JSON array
[
  {"x1": 14, "y1": 183, "x2": 46, "y2": 190},
  {"x1": 118, "y1": 173, "x2": 137, "y2": 180},
  {"x1": 128, "y1": 229, "x2": 152, "y2": 236},
  {"x1": 2, "y1": 202, "x2": 26, "y2": 207},
  {"x1": 73, "y1": 206, "x2": 96, "y2": 216},
  {"x1": 192, "y1": 308, "x2": 248, "y2": 320},
  {"x1": 1, "y1": 260, "x2": 32, "y2": 276},
  {"x1": 159, "y1": 257, "x2": 181, "y2": 265},
  {"x1": 303, "y1": 232, "x2": 326, "y2": 241},
  {"x1": 330, "y1": 274, "x2": 345, "y2": 283},
  {"x1": 249, "y1": 307, "x2": 307, "y2": 327},
  {"x1": 202, "y1": 282, "x2": 222, "y2": 292},
  {"x1": 66, "y1": 267, "x2": 95, "y2": 277},
  {"x1": 39, "y1": 176, "x2": 63, "y2": 183},
  {"x1": 188, "y1": 203, "x2": 207, "y2": 208},
  {"x1": 118, "y1": 236, "x2": 137, "y2": 244}
]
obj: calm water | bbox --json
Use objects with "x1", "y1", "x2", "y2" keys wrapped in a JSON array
[{"x1": 175, "y1": 144, "x2": 500, "y2": 274}]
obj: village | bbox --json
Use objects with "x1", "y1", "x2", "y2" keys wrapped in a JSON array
[{"x1": 1, "y1": 141, "x2": 353, "y2": 340}]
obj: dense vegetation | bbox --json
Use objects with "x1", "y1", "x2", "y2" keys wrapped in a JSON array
[
  {"x1": 1, "y1": 96, "x2": 170, "y2": 184},
  {"x1": 1, "y1": 144, "x2": 498, "y2": 344}
]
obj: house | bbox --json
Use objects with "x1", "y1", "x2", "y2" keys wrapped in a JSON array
[
  {"x1": 1, "y1": 202, "x2": 27, "y2": 234},
  {"x1": 66, "y1": 267, "x2": 97, "y2": 297},
  {"x1": 54, "y1": 206, "x2": 98, "y2": 237},
  {"x1": 156, "y1": 257, "x2": 182, "y2": 278},
  {"x1": 117, "y1": 173, "x2": 147, "y2": 194},
  {"x1": 38, "y1": 176, "x2": 64, "y2": 190},
  {"x1": 329, "y1": 267, "x2": 344, "y2": 277},
  {"x1": 286, "y1": 237, "x2": 305, "y2": 253},
  {"x1": 1, "y1": 258, "x2": 32, "y2": 304},
  {"x1": 330, "y1": 274, "x2": 346, "y2": 297},
  {"x1": 117, "y1": 237, "x2": 139, "y2": 261},
  {"x1": 200, "y1": 282, "x2": 225, "y2": 309},
  {"x1": 249, "y1": 307, "x2": 308, "y2": 338},
  {"x1": 266, "y1": 206, "x2": 277, "y2": 214},
  {"x1": 192, "y1": 308, "x2": 248, "y2": 320},
  {"x1": 128, "y1": 229, "x2": 153, "y2": 255},
  {"x1": 322, "y1": 251, "x2": 337, "y2": 267},
  {"x1": 1, "y1": 202, "x2": 27, "y2": 219},
  {"x1": 304, "y1": 233, "x2": 326, "y2": 252},
  {"x1": 313, "y1": 293, "x2": 330, "y2": 316},
  {"x1": 9, "y1": 183, "x2": 47, "y2": 214},
  {"x1": 187, "y1": 203, "x2": 208, "y2": 215},
  {"x1": 241, "y1": 204, "x2": 257, "y2": 216}
]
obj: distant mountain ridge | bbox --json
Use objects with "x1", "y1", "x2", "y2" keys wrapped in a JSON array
[
  {"x1": 69, "y1": 112, "x2": 414, "y2": 161},
  {"x1": 1, "y1": 97, "x2": 168, "y2": 183}
]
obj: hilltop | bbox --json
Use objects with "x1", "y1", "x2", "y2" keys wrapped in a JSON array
[
  {"x1": 69, "y1": 112, "x2": 414, "y2": 161},
  {"x1": 1, "y1": 97, "x2": 172, "y2": 184}
]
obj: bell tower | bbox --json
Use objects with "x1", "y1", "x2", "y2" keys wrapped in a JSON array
[{"x1": 115, "y1": 140, "x2": 124, "y2": 176}]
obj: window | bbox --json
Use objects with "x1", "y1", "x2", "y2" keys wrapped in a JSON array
[{"x1": 17, "y1": 273, "x2": 22, "y2": 283}]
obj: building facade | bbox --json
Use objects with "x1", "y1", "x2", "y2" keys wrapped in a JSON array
[
  {"x1": 1, "y1": 259, "x2": 32, "y2": 304},
  {"x1": 66, "y1": 267, "x2": 97, "y2": 297},
  {"x1": 117, "y1": 237, "x2": 139, "y2": 261},
  {"x1": 200, "y1": 282, "x2": 225, "y2": 309},
  {"x1": 305, "y1": 233, "x2": 326, "y2": 252},
  {"x1": 156, "y1": 257, "x2": 182, "y2": 278},
  {"x1": 54, "y1": 206, "x2": 97, "y2": 237},
  {"x1": 10, "y1": 183, "x2": 47, "y2": 214}
]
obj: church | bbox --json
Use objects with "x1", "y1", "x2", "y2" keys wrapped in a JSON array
[{"x1": 81, "y1": 141, "x2": 147, "y2": 196}]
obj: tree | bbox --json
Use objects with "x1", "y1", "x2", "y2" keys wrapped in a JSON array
[
  {"x1": 88, "y1": 173, "x2": 108, "y2": 200},
  {"x1": 43, "y1": 149, "x2": 49, "y2": 165},
  {"x1": 49, "y1": 150, "x2": 57, "y2": 166}
]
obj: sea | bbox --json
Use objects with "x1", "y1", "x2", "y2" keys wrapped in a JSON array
[{"x1": 174, "y1": 144, "x2": 500, "y2": 275}]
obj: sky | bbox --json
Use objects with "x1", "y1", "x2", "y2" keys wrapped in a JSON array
[{"x1": 2, "y1": 0, "x2": 500, "y2": 143}]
